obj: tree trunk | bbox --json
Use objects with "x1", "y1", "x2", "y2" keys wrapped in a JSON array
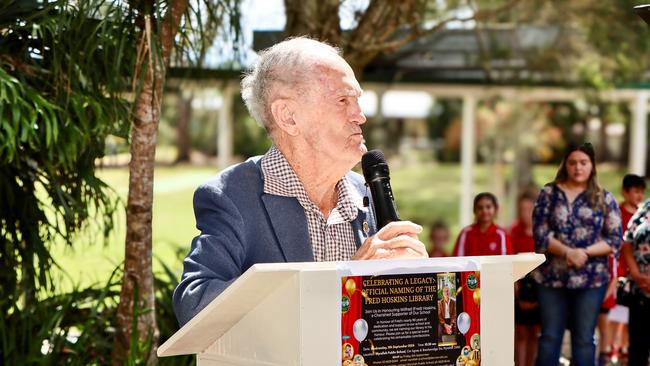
[
  {"x1": 283, "y1": 0, "x2": 426, "y2": 79},
  {"x1": 112, "y1": 29, "x2": 163, "y2": 365},
  {"x1": 112, "y1": 1, "x2": 187, "y2": 364},
  {"x1": 175, "y1": 92, "x2": 192, "y2": 163},
  {"x1": 284, "y1": 0, "x2": 341, "y2": 44}
]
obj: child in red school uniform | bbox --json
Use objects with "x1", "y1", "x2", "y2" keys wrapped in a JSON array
[
  {"x1": 428, "y1": 220, "x2": 450, "y2": 257},
  {"x1": 453, "y1": 192, "x2": 513, "y2": 257},
  {"x1": 511, "y1": 190, "x2": 540, "y2": 366},
  {"x1": 602, "y1": 174, "x2": 646, "y2": 364}
]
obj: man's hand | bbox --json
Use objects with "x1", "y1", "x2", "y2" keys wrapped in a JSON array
[
  {"x1": 352, "y1": 221, "x2": 427, "y2": 260},
  {"x1": 444, "y1": 324, "x2": 452, "y2": 334}
]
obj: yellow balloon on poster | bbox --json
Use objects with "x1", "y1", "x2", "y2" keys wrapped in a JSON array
[
  {"x1": 473, "y1": 288, "x2": 480, "y2": 306},
  {"x1": 342, "y1": 276, "x2": 348, "y2": 287},
  {"x1": 345, "y1": 278, "x2": 357, "y2": 297}
]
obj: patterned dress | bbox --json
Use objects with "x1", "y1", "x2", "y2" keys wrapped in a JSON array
[
  {"x1": 532, "y1": 183, "x2": 622, "y2": 289},
  {"x1": 624, "y1": 199, "x2": 650, "y2": 298}
]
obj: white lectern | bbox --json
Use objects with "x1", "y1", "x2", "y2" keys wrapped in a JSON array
[{"x1": 158, "y1": 254, "x2": 544, "y2": 366}]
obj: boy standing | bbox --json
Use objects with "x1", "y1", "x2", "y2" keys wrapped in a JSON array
[{"x1": 601, "y1": 174, "x2": 646, "y2": 364}]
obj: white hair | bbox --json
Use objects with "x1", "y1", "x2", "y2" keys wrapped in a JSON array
[{"x1": 240, "y1": 37, "x2": 342, "y2": 132}]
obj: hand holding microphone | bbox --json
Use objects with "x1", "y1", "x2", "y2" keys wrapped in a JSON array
[{"x1": 352, "y1": 150, "x2": 427, "y2": 260}]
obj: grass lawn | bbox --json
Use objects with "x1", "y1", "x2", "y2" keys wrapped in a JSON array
[
  {"x1": 50, "y1": 164, "x2": 218, "y2": 292},
  {"x1": 50, "y1": 161, "x2": 628, "y2": 291}
]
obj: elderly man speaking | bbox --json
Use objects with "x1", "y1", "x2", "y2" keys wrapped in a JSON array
[{"x1": 173, "y1": 37, "x2": 428, "y2": 326}]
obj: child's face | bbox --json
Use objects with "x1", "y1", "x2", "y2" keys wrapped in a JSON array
[
  {"x1": 518, "y1": 199, "x2": 534, "y2": 226},
  {"x1": 474, "y1": 198, "x2": 497, "y2": 224},
  {"x1": 622, "y1": 187, "x2": 645, "y2": 207},
  {"x1": 430, "y1": 228, "x2": 450, "y2": 248}
]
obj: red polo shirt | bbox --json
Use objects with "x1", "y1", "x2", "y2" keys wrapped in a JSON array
[
  {"x1": 618, "y1": 202, "x2": 637, "y2": 276},
  {"x1": 510, "y1": 220, "x2": 535, "y2": 254},
  {"x1": 452, "y1": 223, "x2": 513, "y2": 257}
]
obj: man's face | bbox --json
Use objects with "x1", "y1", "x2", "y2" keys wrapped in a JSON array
[
  {"x1": 443, "y1": 287, "x2": 449, "y2": 300},
  {"x1": 293, "y1": 57, "x2": 367, "y2": 168}
]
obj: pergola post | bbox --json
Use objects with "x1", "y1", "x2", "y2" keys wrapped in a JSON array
[
  {"x1": 460, "y1": 95, "x2": 477, "y2": 227},
  {"x1": 628, "y1": 91, "x2": 649, "y2": 176},
  {"x1": 218, "y1": 81, "x2": 235, "y2": 170}
]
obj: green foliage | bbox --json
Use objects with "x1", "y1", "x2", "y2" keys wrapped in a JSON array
[
  {"x1": 0, "y1": 262, "x2": 193, "y2": 365},
  {"x1": 233, "y1": 95, "x2": 271, "y2": 157},
  {"x1": 0, "y1": 268, "x2": 120, "y2": 365},
  {"x1": 156, "y1": 257, "x2": 194, "y2": 366},
  {"x1": 0, "y1": 0, "x2": 136, "y2": 361}
]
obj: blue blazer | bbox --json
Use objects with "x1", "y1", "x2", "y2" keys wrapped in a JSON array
[{"x1": 173, "y1": 156, "x2": 377, "y2": 325}]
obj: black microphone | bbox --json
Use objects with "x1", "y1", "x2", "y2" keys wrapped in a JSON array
[{"x1": 361, "y1": 150, "x2": 400, "y2": 230}]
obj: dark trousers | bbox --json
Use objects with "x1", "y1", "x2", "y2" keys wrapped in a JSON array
[
  {"x1": 628, "y1": 296, "x2": 650, "y2": 366},
  {"x1": 535, "y1": 286, "x2": 606, "y2": 366}
]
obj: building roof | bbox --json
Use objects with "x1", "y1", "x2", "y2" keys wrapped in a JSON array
[{"x1": 253, "y1": 27, "x2": 570, "y2": 85}]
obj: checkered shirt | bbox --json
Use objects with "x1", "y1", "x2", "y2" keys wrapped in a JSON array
[{"x1": 261, "y1": 145, "x2": 361, "y2": 261}]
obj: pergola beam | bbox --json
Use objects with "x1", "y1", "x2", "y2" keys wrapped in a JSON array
[{"x1": 363, "y1": 83, "x2": 643, "y2": 102}]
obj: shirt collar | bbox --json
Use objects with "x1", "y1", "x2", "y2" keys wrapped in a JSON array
[
  {"x1": 261, "y1": 145, "x2": 360, "y2": 221},
  {"x1": 473, "y1": 223, "x2": 497, "y2": 234}
]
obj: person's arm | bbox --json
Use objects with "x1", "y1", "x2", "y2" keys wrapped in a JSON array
[
  {"x1": 604, "y1": 256, "x2": 618, "y2": 299},
  {"x1": 546, "y1": 237, "x2": 588, "y2": 268},
  {"x1": 352, "y1": 221, "x2": 428, "y2": 259},
  {"x1": 586, "y1": 192, "x2": 621, "y2": 257},
  {"x1": 450, "y1": 299, "x2": 456, "y2": 326},
  {"x1": 583, "y1": 241, "x2": 612, "y2": 257},
  {"x1": 622, "y1": 242, "x2": 640, "y2": 278},
  {"x1": 533, "y1": 186, "x2": 556, "y2": 255},
  {"x1": 438, "y1": 300, "x2": 445, "y2": 324},
  {"x1": 173, "y1": 185, "x2": 247, "y2": 326},
  {"x1": 623, "y1": 242, "x2": 650, "y2": 293}
]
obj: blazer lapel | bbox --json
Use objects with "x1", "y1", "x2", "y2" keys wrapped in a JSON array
[
  {"x1": 261, "y1": 193, "x2": 313, "y2": 262},
  {"x1": 351, "y1": 207, "x2": 374, "y2": 249}
]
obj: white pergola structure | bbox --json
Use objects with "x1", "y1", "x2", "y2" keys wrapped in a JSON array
[{"x1": 216, "y1": 80, "x2": 649, "y2": 227}]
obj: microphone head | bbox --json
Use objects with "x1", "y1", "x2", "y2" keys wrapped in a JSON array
[
  {"x1": 361, "y1": 149, "x2": 386, "y2": 171},
  {"x1": 361, "y1": 149, "x2": 389, "y2": 182}
]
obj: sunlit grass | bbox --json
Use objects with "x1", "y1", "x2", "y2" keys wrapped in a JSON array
[{"x1": 50, "y1": 164, "x2": 218, "y2": 292}]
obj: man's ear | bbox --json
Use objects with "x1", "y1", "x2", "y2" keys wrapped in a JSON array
[{"x1": 270, "y1": 98, "x2": 299, "y2": 136}]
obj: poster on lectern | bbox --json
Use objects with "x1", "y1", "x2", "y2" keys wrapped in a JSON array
[{"x1": 340, "y1": 271, "x2": 481, "y2": 366}]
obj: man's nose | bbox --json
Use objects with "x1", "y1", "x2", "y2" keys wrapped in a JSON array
[{"x1": 350, "y1": 102, "x2": 366, "y2": 125}]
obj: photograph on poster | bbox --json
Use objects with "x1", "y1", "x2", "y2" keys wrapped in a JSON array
[{"x1": 437, "y1": 273, "x2": 457, "y2": 346}]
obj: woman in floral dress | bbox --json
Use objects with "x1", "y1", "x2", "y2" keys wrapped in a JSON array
[
  {"x1": 532, "y1": 143, "x2": 621, "y2": 366},
  {"x1": 621, "y1": 198, "x2": 650, "y2": 366}
]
